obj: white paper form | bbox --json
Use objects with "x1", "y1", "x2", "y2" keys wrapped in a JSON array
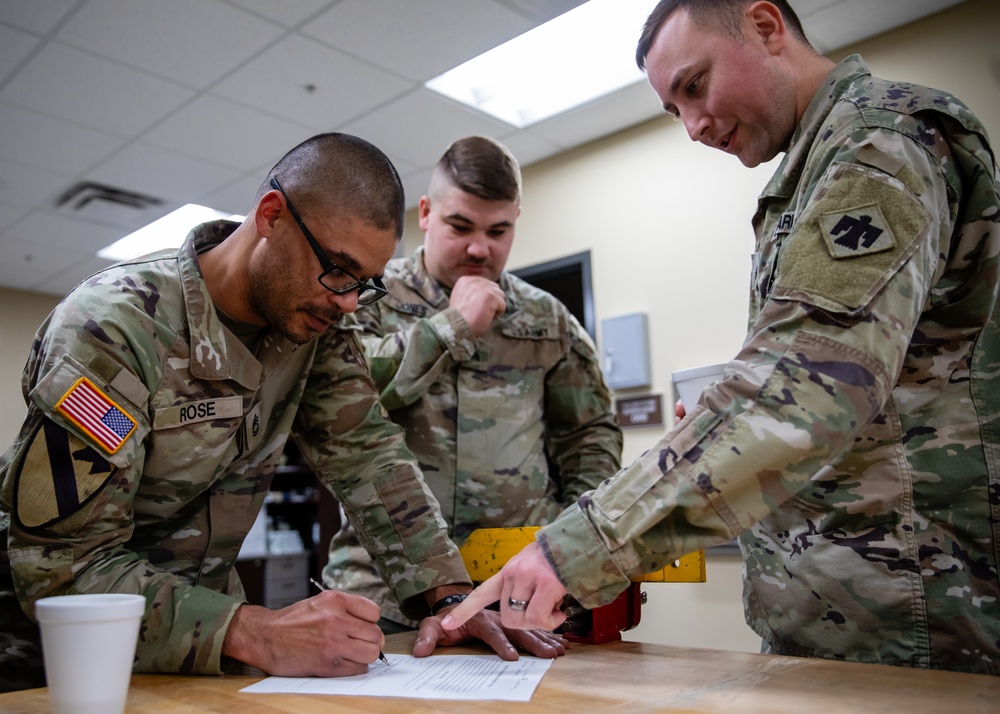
[{"x1": 239, "y1": 653, "x2": 554, "y2": 702}]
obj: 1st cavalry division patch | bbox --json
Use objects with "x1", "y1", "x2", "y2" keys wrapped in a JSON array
[
  {"x1": 14, "y1": 420, "x2": 115, "y2": 529},
  {"x1": 55, "y1": 376, "x2": 136, "y2": 454}
]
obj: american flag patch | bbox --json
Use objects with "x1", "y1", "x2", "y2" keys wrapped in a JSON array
[{"x1": 55, "y1": 377, "x2": 137, "y2": 454}]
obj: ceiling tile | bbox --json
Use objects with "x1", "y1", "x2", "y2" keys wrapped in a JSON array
[
  {"x1": 0, "y1": 204, "x2": 29, "y2": 234},
  {"x1": 301, "y1": 0, "x2": 535, "y2": 82},
  {"x1": 223, "y1": 0, "x2": 336, "y2": 27},
  {"x1": 197, "y1": 170, "x2": 271, "y2": 216},
  {"x1": 211, "y1": 34, "x2": 413, "y2": 131},
  {"x1": 0, "y1": 102, "x2": 123, "y2": 174},
  {"x1": 55, "y1": 0, "x2": 286, "y2": 88},
  {"x1": 496, "y1": 0, "x2": 588, "y2": 22},
  {"x1": 527, "y1": 80, "x2": 663, "y2": 149},
  {"x1": 0, "y1": 237, "x2": 88, "y2": 291},
  {"x1": 495, "y1": 130, "x2": 564, "y2": 168},
  {"x1": 0, "y1": 24, "x2": 39, "y2": 84},
  {"x1": 0, "y1": 0, "x2": 79, "y2": 35},
  {"x1": 800, "y1": 0, "x2": 968, "y2": 53},
  {"x1": 5, "y1": 211, "x2": 126, "y2": 252},
  {"x1": 1, "y1": 42, "x2": 195, "y2": 137},
  {"x1": 342, "y1": 88, "x2": 513, "y2": 168},
  {"x1": 141, "y1": 94, "x2": 314, "y2": 171},
  {"x1": 0, "y1": 159, "x2": 73, "y2": 212},
  {"x1": 87, "y1": 142, "x2": 243, "y2": 205}
]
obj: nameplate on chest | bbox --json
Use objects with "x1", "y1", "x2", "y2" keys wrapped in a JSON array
[
  {"x1": 393, "y1": 302, "x2": 430, "y2": 317},
  {"x1": 153, "y1": 396, "x2": 243, "y2": 430}
]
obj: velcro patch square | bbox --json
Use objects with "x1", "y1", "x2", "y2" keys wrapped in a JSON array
[
  {"x1": 55, "y1": 376, "x2": 137, "y2": 454},
  {"x1": 819, "y1": 203, "x2": 896, "y2": 259}
]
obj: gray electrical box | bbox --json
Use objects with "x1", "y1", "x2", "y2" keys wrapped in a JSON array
[{"x1": 600, "y1": 313, "x2": 651, "y2": 390}]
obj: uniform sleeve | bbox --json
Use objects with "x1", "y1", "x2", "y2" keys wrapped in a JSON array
[
  {"x1": 355, "y1": 301, "x2": 476, "y2": 411},
  {"x1": 538, "y1": 119, "x2": 958, "y2": 607},
  {"x1": 536, "y1": 313, "x2": 622, "y2": 520},
  {"x1": 1, "y1": 294, "x2": 242, "y2": 676},
  {"x1": 293, "y1": 327, "x2": 470, "y2": 619}
]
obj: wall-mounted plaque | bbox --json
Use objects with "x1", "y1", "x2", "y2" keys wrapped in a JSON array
[{"x1": 615, "y1": 394, "x2": 663, "y2": 429}]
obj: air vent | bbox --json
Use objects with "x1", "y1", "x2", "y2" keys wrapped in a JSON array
[{"x1": 55, "y1": 181, "x2": 165, "y2": 229}]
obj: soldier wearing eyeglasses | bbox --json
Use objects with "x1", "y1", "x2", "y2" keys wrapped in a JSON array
[{"x1": 0, "y1": 132, "x2": 565, "y2": 693}]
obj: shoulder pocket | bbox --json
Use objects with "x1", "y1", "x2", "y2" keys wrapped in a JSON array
[
  {"x1": 773, "y1": 161, "x2": 929, "y2": 316},
  {"x1": 30, "y1": 354, "x2": 148, "y2": 469}
]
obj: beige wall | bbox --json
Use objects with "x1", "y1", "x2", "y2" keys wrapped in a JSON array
[
  {"x1": 0, "y1": 288, "x2": 59, "y2": 447},
  {"x1": 1, "y1": 0, "x2": 996, "y2": 654}
]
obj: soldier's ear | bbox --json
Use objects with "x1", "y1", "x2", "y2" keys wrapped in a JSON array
[
  {"x1": 255, "y1": 190, "x2": 284, "y2": 238},
  {"x1": 747, "y1": 1, "x2": 787, "y2": 56},
  {"x1": 417, "y1": 195, "x2": 432, "y2": 231}
]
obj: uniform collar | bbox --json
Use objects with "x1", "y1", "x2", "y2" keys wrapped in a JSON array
[
  {"x1": 178, "y1": 220, "x2": 299, "y2": 389},
  {"x1": 398, "y1": 245, "x2": 520, "y2": 316},
  {"x1": 763, "y1": 55, "x2": 871, "y2": 198}
]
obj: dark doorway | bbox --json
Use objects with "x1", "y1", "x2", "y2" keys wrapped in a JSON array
[{"x1": 511, "y1": 250, "x2": 595, "y2": 339}]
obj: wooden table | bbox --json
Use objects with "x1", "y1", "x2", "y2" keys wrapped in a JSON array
[{"x1": 2, "y1": 632, "x2": 997, "y2": 713}]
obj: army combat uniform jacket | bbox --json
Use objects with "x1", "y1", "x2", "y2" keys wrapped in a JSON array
[
  {"x1": 325, "y1": 247, "x2": 622, "y2": 626},
  {"x1": 535, "y1": 56, "x2": 1000, "y2": 673},
  {"x1": 0, "y1": 222, "x2": 466, "y2": 689}
]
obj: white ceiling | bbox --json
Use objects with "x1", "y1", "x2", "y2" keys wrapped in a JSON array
[{"x1": 0, "y1": 0, "x2": 968, "y2": 297}]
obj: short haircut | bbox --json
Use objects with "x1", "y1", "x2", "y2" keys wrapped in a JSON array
[
  {"x1": 260, "y1": 132, "x2": 406, "y2": 239},
  {"x1": 636, "y1": 0, "x2": 811, "y2": 70},
  {"x1": 429, "y1": 136, "x2": 521, "y2": 204}
]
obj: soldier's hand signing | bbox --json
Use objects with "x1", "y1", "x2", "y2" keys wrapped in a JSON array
[
  {"x1": 450, "y1": 275, "x2": 506, "y2": 336},
  {"x1": 222, "y1": 589, "x2": 384, "y2": 677},
  {"x1": 413, "y1": 602, "x2": 568, "y2": 661},
  {"x1": 440, "y1": 542, "x2": 569, "y2": 632}
]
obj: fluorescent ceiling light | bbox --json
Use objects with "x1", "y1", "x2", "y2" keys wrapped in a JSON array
[
  {"x1": 97, "y1": 204, "x2": 244, "y2": 261},
  {"x1": 425, "y1": 0, "x2": 650, "y2": 128}
]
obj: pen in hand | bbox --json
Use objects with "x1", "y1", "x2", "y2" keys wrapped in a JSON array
[{"x1": 309, "y1": 578, "x2": 391, "y2": 667}]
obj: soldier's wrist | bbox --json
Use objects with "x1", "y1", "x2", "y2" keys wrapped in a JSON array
[{"x1": 430, "y1": 593, "x2": 469, "y2": 615}]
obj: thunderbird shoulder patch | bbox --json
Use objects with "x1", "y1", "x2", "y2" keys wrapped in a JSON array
[
  {"x1": 819, "y1": 203, "x2": 896, "y2": 259},
  {"x1": 55, "y1": 376, "x2": 137, "y2": 454}
]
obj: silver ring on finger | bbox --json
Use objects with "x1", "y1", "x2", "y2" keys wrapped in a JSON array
[{"x1": 508, "y1": 597, "x2": 529, "y2": 611}]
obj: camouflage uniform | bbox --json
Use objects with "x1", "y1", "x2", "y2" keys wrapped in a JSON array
[
  {"x1": 0, "y1": 221, "x2": 467, "y2": 691},
  {"x1": 325, "y1": 247, "x2": 622, "y2": 626},
  {"x1": 535, "y1": 56, "x2": 1000, "y2": 674}
]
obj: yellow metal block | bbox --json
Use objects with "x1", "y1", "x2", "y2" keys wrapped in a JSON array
[
  {"x1": 643, "y1": 549, "x2": 705, "y2": 583},
  {"x1": 460, "y1": 527, "x2": 541, "y2": 581},
  {"x1": 459, "y1": 527, "x2": 705, "y2": 583}
]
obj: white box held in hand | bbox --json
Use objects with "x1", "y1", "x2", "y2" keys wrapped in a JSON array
[
  {"x1": 671, "y1": 363, "x2": 726, "y2": 411},
  {"x1": 35, "y1": 593, "x2": 145, "y2": 714}
]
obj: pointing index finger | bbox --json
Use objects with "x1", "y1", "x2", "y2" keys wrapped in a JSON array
[{"x1": 440, "y1": 574, "x2": 504, "y2": 630}]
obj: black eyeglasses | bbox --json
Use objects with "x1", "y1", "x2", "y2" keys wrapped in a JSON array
[{"x1": 269, "y1": 177, "x2": 388, "y2": 306}]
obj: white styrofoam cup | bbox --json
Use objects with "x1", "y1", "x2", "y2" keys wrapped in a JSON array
[{"x1": 35, "y1": 593, "x2": 146, "y2": 714}]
